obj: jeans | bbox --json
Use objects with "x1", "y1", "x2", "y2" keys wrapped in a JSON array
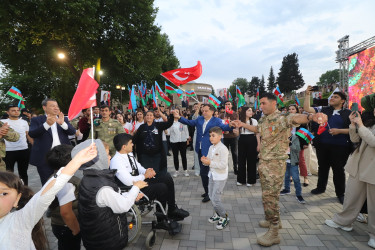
[
  {"x1": 284, "y1": 163, "x2": 302, "y2": 196},
  {"x1": 171, "y1": 142, "x2": 187, "y2": 171}
]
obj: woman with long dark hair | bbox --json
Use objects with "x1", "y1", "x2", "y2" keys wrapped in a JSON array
[{"x1": 237, "y1": 107, "x2": 260, "y2": 186}]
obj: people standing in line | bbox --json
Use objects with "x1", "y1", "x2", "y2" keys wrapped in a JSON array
[
  {"x1": 220, "y1": 101, "x2": 239, "y2": 175},
  {"x1": 77, "y1": 108, "x2": 91, "y2": 143},
  {"x1": 89, "y1": 105, "x2": 124, "y2": 156},
  {"x1": 169, "y1": 108, "x2": 189, "y2": 177},
  {"x1": 29, "y1": 98, "x2": 76, "y2": 185},
  {"x1": 174, "y1": 104, "x2": 234, "y2": 203},
  {"x1": 133, "y1": 108, "x2": 174, "y2": 176},
  {"x1": 235, "y1": 93, "x2": 327, "y2": 247},
  {"x1": 201, "y1": 127, "x2": 230, "y2": 230},
  {"x1": 325, "y1": 108, "x2": 375, "y2": 249},
  {"x1": 1, "y1": 105, "x2": 33, "y2": 185},
  {"x1": 304, "y1": 86, "x2": 352, "y2": 204},
  {"x1": 237, "y1": 107, "x2": 260, "y2": 187}
]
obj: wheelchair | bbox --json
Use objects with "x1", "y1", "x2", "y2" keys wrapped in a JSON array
[{"x1": 121, "y1": 187, "x2": 182, "y2": 249}]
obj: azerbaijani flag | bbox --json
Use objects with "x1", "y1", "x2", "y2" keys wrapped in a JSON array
[
  {"x1": 130, "y1": 85, "x2": 138, "y2": 112},
  {"x1": 18, "y1": 100, "x2": 25, "y2": 109},
  {"x1": 296, "y1": 128, "x2": 315, "y2": 144},
  {"x1": 185, "y1": 90, "x2": 196, "y2": 97},
  {"x1": 176, "y1": 89, "x2": 184, "y2": 99},
  {"x1": 228, "y1": 92, "x2": 233, "y2": 102},
  {"x1": 208, "y1": 94, "x2": 221, "y2": 108},
  {"x1": 295, "y1": 95, "x2": 301, "y2": 106},
  {"x1": 165, "y1": 82, "x2": 176, "y2": 95},
  {"x1": 155, "y1": 81, "x2": 172, "y2": 106},
  {"x1": 236, "y1": 86, "x2": 246, "y2": 108},
  {"x1": 151, "y1": 85, "x2": 158, "y2": 108},
  {"x1": 273, "y1": 86, "x2": 285, "y2": 107},
  {"x1": 7, "y1": 86, "x2": 25, "y2": 101},
  {"x1": 138, "y1": 84, "x2": 146, "y2": 106},
  {"x1": 254, "y1": 87, "x2": 259, "y2": 110}
]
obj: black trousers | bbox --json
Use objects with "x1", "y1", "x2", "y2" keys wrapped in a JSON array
[
  {"x1": 198, "y1": 150, "x2": 209, "y2": 195},
  {"x1": 52, "y1": 224, "x2": 81, "y2": 250},
  {"x1": 237, "y1": 134, "x2": 258, "y2": 184},
  {"x1": 171, "y1": 142, "x2": 187, "y2": 171},
  {"x1": 223, "y1": 137, "x2": 238, "y2": 169},
  {"x1": 142, "y1": 173, "x2": 176, "y2": 208},
  {"x1": 315, "y1": 143, "x2": 350, "y2": 197},
  {"x1": 4, "y1": 149, "x2": 29, "y2": 185}
]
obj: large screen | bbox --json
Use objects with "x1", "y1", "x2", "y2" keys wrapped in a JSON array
[{"x1": 348, "y1": 46, "x2": 375, "y2": 111}]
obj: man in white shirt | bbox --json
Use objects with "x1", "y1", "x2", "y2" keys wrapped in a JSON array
[
  {"x1": 110, "y1": 133, "x2": 190, "y2": 222},
  {"x1": 2, "y1": 105, "x2": 33, "y2": 185}
]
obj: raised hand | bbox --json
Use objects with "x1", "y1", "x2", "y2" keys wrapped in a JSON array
[
  {"x1": 56, "y1": 112, "x2": 65, "y2": 125},
  {"x1": 72, "y1": 143, "x2": 98, "y2": 165},
  {"x1": 312, "y1": 113, "x2": 328, "y2": 125},
  {"x1": 46, "y1": 114, "x2": 57, "y2": 126}
]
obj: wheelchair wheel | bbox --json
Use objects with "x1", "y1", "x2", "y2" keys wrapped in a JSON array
[
  {"x1": 145, "y1": 230, "x2": 156, "y2": 249},
  {"x1": 127, "y1": 204, "x2": 142, "y2": 243}
]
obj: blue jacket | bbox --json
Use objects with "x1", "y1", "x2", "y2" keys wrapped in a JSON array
[
  {"x1": 179, "y1": 116, "x2": 232, "y2": 156},
  {"x1": 29, "y1": 115, "x2": 76, "y2": 168}
]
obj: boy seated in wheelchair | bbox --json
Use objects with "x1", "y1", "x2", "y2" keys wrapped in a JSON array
[
  {"x1": 110, "y1": 134, "x2": 190, "y2": 226},
  {"x1": 74, "y1": 139, "x2": 147, "y2": 250}
]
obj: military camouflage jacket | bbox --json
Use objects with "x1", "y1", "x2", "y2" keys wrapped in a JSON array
[
  {"x1": 257, "y1": 110, "x2": 299, "y2": 161},
  {"x1": 0, "y1": 121, "x2": 20, "y2": 158},
  {"x1": 90, "y1": 118, "x2": 124, "y2": 154}
]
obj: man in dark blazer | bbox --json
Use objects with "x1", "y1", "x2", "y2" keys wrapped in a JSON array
[
  {"x1": 29, "y1": 98, "x2": 76, "y2": 184},
  {"x1": 174, "y1": 104, "x2": 234, "y2": 202}
]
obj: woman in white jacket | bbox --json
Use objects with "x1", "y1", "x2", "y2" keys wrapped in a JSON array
[
  {"x1": 325, "y1": 109, "x2": 375, "y2": 249},
  {"x1": 170, "y1": 108, "x2": 190, "y2": 177}
]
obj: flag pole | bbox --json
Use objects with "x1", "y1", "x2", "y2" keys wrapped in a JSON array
[{"x1": 91, "y1": 65, "x2": 96, "y2": 145}]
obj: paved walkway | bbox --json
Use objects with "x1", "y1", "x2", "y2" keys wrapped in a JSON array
[{"x1": 27, "y1": 150, "x2": 372, "y2": 250}]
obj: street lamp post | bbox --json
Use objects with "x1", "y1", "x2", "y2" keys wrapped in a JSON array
[{"x1": 116, "y1": 85, "x2": 125, "y2": 104}]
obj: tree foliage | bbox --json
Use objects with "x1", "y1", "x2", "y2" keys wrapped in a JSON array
[
  {"x1": 0, "y1": 0, "x2": 179, "y2": 112},
  {"x1": 267, "y1": 66, "x2": 276, "y2": 92},
  {"x1": 259, "y1": 75, "x2": 266, "y2": 95},
  {"x1": 228, "y1": 78, "x2": 248, "y2": 102},
  {"x1": 316, "y1": 69, "x2": 340, "y2": 86},
  {"x1": 276, "y1": 53, "x2": 305, "y2": 94}
]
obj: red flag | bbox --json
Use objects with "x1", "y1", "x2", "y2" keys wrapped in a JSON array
[
  {"x1": 68, "y1": 68, "x2": 99, "y2": 120},
  {"x1": 160, "y1": 61, "x2": 202, "y2": 86},
  {"x1": 317, "y1": 122, "x2": 328, "y2": 135}
]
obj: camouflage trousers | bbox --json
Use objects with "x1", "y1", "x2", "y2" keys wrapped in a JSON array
[
  {"x1": 259, "y1": 159, "x2": 286, "y2": 224},
  {"x1": 0, "y1": 158, "x2": 5, "y2": 172}
]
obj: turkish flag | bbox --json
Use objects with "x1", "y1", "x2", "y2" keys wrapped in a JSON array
[
  {"x1": 161, "y1": 61, "x2": 202, "y2": 86},
  {"x1": 68, "y1": 68, "x2": 99, "y2": 120},
  {"x1": 317, "y1": 122, "x2": 328, "y2": 135}
]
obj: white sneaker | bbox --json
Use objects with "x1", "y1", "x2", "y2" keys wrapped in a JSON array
[
  {"x1": 356, "y1": 213, "x2": 368, "y2": 224},
  {"x1": 368, "y1": 238, "x2": 375, "y2": 249},
  {"x1": 246, "y1": 183, "x2": 253, "y2": 187},
  {"x1": 195, "y1": 172, "x2": 200, "y2": 177},
  {"x1": 173, "y1": 171, "x2": 179, "y2": 178},
  {"x1": 236, "y1": 182, "x2": 243, "y2": 186},
  {"x1": 325, "y1": 219, "x2": 353, "y2": 231},
  {"x1": 184, "y1": 170, "x2": 190, "y2": 177}
]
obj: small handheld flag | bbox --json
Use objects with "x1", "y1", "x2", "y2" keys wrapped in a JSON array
[
  {"x1": 236, "y1": 86, "x2": 245, "y2": 108},
  {"x1": 185, "y1": 90, "x2": 196, "y2": 97},
  {"x1": 151, "y1": 85, "x2": 158, "y2": 108},
  {"x1": 7, "y1": 86, "x2": 25, "y2": 101},
  {"x1": 273, "y1": 86, "x2": 285, "y2": 107},
  {"x1": 295, "y1": 95, "x2": 301, "y2": 106},
  {"x1": 228, "y1": 92, "x2": 233, "y2": 102},
  {"x1": 296, "y1": 128, "x2": 315, "y2": 144},
  {"x1": 208, "y1": 94, "x2": 221, "y2": 108},
  {"x1": 155, "y1": 81, "x2": 172, "y2": 106}
]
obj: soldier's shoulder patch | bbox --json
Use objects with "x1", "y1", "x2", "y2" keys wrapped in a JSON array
[{"x1": 93, "y1": 119, "x2": 101, "y2": 126}]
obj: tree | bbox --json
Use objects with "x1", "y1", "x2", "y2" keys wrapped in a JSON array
[
  {"x1": 267, "y1": 66, "x2": 276, "y2": 92},
  {"x1": 316, "y1": 69, "x2": 340, "y2": 86},
  {"x1": 276, "y1": 53, "x2": 305, "y2": 94},
  {"x1": 259, "y1": 75, "x2": 266, "y2": 95},
  {"x1": 0, "y1": 0, "x2": 179, "y2": 111},
  {"x1": 228, "y1": 78, "x2": 248, "y2": 102},
  {"x1": 248, "y1": 76, "x2": 260, "y2": 96}
]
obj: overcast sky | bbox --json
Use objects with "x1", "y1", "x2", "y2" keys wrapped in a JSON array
[{"x1": 154, "y1": 0, "x2": 374, "y2": 92}]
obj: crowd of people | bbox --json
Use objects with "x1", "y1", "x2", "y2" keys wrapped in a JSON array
[{"x1": 0, "y1": 85, "x2": 374, "y2": 249}]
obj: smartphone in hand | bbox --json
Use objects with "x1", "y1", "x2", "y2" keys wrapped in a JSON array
[
  {"x1": 351, "y1": 103, "x2": 359, "y2": 117},
  {"x1": 310, "y1": 86, "x2": 319, "y2": 91}
]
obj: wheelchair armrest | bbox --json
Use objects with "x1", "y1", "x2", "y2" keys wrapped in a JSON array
[
  {"x1": 135, "y1": 197, "x2": 149, "y2": 206},
  {"x1": 119, "y1": 184, "x2": 133, "y2": 193}
]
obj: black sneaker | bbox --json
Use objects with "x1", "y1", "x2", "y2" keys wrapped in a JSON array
[
  {"x1": 311, "y1": 188, "x2": 325, "y2": 195},
  {"x1": 202, "y1": 196, "x2": 210, "y2": 203},
  {"x1": 296, "y1": 196, "x2": 306, "y2": 204},
  {"x1": 338, "y1": 195, "x2": 344, "y2": 204},
  {"x1": 168, "y1": 206, "x2": 190, "y2": 221},
  {"x1": 201, "y1": 193, "x2": 208, "y2": 198},
  {"x1": 280, "y1": 189, "x2": 291, "y2": 196}
]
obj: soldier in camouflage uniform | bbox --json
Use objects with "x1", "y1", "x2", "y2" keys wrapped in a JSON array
[
  {"x1": 235, "y1": 93, "x2": 327, "y2": 247},
  {"x1": 89, "y1": 105, "x2": 124, "y2": 155},
  {"x1": 0, "y1": 121, "x2": 20, "y2": 171}
]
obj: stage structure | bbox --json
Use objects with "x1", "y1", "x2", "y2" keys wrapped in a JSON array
[{"x1": 336, "y1": 35, "x2": 375, "y2": 91}]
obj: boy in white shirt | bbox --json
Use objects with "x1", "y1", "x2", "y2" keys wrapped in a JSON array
[{"x1": 201, "y1": 126, "x2": 230, "y2": 229}]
